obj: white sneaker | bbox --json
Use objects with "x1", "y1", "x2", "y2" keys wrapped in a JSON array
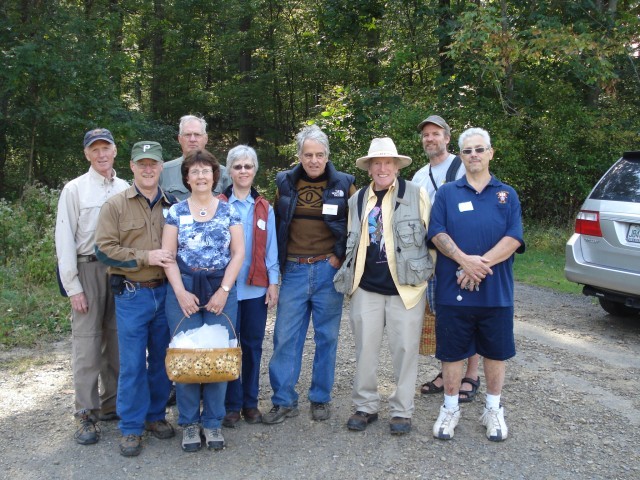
[
  {"x1": 433, "y1": 405, "x2": 461, "y2": 440},
  {"x1": 480, "y1": 405, "x2": 508, "y2": 441},
  {"x1": 203, "y1": 427, "x2": 225, "y2": 450},
  {"x1": 181, "y1": 423, "x2": 202, "y2": 452}
]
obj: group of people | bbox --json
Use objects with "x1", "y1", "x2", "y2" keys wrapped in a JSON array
[{"x1": 55, "y1": 113, "x2": 524, "y2": 458}]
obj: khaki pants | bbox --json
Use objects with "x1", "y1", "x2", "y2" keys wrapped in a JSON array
[
  {"x1": 349, "y1": 287, "x2": 425, "y2": 418},
  {"x1": 71, "y1": 262, "x2": 118, "y2": 417}
]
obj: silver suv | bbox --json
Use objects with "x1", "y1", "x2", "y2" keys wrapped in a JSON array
[{"x1": 565, "y1": 151, "x2": 640, "y2": 316}]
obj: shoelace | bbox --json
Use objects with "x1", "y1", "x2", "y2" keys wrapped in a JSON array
[
  {"x1": 484, "y1": 409, "x2": 500, "y2": 429},
  {"x1": 440, "y1": 409, "x2": 457, "y2": 428},
  {"x1": 184, "y1": 425, "x2": 200, "y2": 440},
  {"x1": 74, "y1": 418, "x2": 100, "y2": 439}
]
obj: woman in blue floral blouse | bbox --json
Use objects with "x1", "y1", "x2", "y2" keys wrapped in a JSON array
[{"x1": 162, "y1": 149, "x2": 244, "y2": 453}]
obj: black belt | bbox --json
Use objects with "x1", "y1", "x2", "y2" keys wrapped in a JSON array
[
  {"x1": 77, "y1": 254, "x2": 98, "y2": 263},
  {"x1": 286, "y1": 254, "x2": 332, "y2": 264},
  {"x1": 125, "y1": 278, "x2": 166, "y2": 289}
]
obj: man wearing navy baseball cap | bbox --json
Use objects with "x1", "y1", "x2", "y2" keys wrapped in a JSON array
[{"x1": 55, "y1": 128, "x2": 129, "y2": 445}]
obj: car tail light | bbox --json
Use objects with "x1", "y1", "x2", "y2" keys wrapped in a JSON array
[{"x1": 575, "y1": 210, "x2": 602, "y2": 237}]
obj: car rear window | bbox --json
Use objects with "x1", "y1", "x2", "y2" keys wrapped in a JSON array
[{"x1": 590, "y1": 156, "x2": 640, "y2": 203}]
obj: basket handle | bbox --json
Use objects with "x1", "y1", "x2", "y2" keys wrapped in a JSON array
[{"x1": 171, "y1": 307, "x2": 238, "y2": 342}]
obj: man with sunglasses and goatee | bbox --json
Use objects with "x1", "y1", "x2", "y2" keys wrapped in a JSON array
[{"x1": 428, "y1": 127, "x2": 524, "y2": 443}]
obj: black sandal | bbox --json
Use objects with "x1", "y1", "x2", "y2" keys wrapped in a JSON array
[
  {"x1": 458, "y1": 376, "x2": 480, "y2": 403},
  {"x1": 420, "y1": 372, "x2": 444, "y2": 395}
]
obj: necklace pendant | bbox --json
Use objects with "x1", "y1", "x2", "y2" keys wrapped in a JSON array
[{"x1": 199, "y1": 209, "x2": 207, "y2": 217}]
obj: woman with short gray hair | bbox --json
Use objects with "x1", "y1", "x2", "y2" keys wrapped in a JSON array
[{"x1": 219, "y1": 145, "x2": 279, "y2": 427}]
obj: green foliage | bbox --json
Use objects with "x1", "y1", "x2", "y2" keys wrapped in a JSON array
[
  {"x1": 0, "y1": 184, "x2": 57, "y2": 281},
  {"x1": 0, "y1": 184, "x2": 69, "y2": 347},
  {"x1": 1, "y1": 0, "x2": 639, "y2": 226},
  {"x1": 514, "y1": 222, "x2": 582, "y2": 294},
  {"x1": 0, "y1": 266, "x2": 70, "y2": 347}
]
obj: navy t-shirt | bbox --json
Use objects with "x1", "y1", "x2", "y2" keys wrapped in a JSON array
[
  {"x1": 427, "y1": 175, "x2": 525, "y2": 307},
  {"x1": 358, "y1": 189, "x2": 399, "y2": 296}
]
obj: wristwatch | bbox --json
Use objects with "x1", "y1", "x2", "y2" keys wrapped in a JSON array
[{"x1": 220, "y1": 284, "x2": 230, "y2": 293}]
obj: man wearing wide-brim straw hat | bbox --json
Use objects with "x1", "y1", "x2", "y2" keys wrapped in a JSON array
[{"x1": 341, "y1": 137, "x2": 433, "y2": 435}]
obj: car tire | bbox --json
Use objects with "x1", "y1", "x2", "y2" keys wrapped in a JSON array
[{"x1": 598, "y1": 298, "x2": 639, "y2": 317}]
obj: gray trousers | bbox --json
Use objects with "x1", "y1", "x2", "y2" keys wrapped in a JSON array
[
  {"x1": 71, "y1": 262, "x2": 118, "y2": 417},
  {"x1": 349, "y1": 287, "x2": 425, "y2": 418}
]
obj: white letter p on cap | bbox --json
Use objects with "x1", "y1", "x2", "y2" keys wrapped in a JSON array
[{"x1": 143, "y1": 144, "x2": 151, "y2": 152}]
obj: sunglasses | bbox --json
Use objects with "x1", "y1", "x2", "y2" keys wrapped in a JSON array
[
  {"x1": 232, "y1": 164, "x2": 255, "y2": 171},
  {"x1": 461, "y1": 147, "x2": 490, "y2": 155}
]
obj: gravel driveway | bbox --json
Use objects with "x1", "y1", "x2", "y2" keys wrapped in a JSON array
[{"x1": 1, "y1": 283, "x2": 639, "y2": 479}]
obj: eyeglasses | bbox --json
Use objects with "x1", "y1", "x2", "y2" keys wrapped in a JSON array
[
  {"x1": 460, "y1": 146, "x2": 490, "y2": 155},
  {"x1": 232, "y1": 163, "x2": 255, "y2": 171},
  {"x1": 302, "y1": 152, "x2": 327, "y2": 160},
  {"x1": 181, "y1": 133, "x2": 204, "y2": 139},
  {"x1": 188, "y1": 168, "x2": 213, "y2": 176}
]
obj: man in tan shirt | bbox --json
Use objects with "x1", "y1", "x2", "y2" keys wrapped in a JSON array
[
  {"x1": 55, "y1": 128, "x2": 129, "y2": 445},
  {"x1": 95, "y1": 141, "x2": 177, "y2": 457}
]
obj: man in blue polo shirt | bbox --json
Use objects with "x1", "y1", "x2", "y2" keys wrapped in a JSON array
[{"x1": 428, "y1": 127, "x2": 524, "y2": 442}]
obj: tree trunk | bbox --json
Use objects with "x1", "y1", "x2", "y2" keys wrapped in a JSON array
[
  {"x1": 238, "y1": 11, "x2": 257, "y2": 146},
  {"x1": 150, "y1": 0, "x2": 165, "y2": 116},
  {"x1": 438, "y1": 0, "x2": 455, "y2": 79}
]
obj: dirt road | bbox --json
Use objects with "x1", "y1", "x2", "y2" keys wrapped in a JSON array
[{"x1": 0, "y1": 283, "x2": 639, "y2": 479}]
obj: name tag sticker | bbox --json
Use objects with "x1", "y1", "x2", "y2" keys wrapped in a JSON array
[
  {"x1": 180, "y1": 215, "x2": 194, "y2": 225},
  {"x1": 458, "y1": 201, "x2": 474, "y2": 212},
  {"x1": 322, "y1": 204, "x2": 338, "y2": 215},
  {"x1": 257, "y1": 219, "x2": 266, "y2": 230}
]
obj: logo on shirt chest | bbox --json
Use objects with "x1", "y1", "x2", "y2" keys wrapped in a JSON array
[{"x1": 497, "y1": 191, "x2": 509, "y2": 204}]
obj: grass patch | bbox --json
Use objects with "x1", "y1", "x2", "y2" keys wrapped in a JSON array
[
  {"x1": 0, "y1": 265, "x2": 70, "y2": 348},
  {"x1": 514, "y1": 222, "x2": 582, "y2": 294}
]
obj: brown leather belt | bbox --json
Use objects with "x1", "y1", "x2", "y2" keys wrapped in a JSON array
[
  {"x1": 126, "y1": 278, "x2": 166, "y2": 289},
  {"x1": 286, "y1": 254, "x2": 332, "y2": 265},
  {"x1": 77, "y1": 254, "x2": 98, "y2": 263}
]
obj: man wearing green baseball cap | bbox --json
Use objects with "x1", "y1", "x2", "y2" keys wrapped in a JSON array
[{"x1": 95, "y1": 140, "x2": 178, "y2": 457}]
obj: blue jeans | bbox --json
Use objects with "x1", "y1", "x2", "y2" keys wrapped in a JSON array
[
  {"x1": 269, "y1": 259, "x2": 344, "y2": 407},
  {"x1": 225, "y1": 295, "x2": 268, "y2": 411},
  {"x1": 114, "y1": 283, "x2": 170, "y2": 436},
  {"x1": 165, "y1": 275, "x2": 238, "y2": 429}
]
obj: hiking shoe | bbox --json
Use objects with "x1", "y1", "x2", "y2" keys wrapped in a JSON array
[
  {"x1": 262, "y1": 405, "x2": 299, "y2": 424},
  {"x1": 222, "y1": 411, "x2": 241, "y2": 428},
  {"x1": 310, "y1": 402, "x2": 331, "y2": 421},
  {"x1": 203, "y1": 427, "x2": 225, "y2": 450},
  {"x1": 242, "y1": 407, "x2": 263, "y2": 424},
  {"x1": 433, "y1": 405, "x2": 461, "y2": 440},
  {"x1": 119, "y1": 434, "x2": 142, "y2": 457},
  {"x1": 181, "y1": 424, "x2": 202, "y2": 452},
  {"x1": 74, "y1": 414, "x2": 99, "y2": 445},
  {"x1": 480, "y1": 405, "x2": 508, "y2": 442},
  {"x1": 389, "y1": 417, "x2": 412, "y2": 435},
  {"x1": 347, "y1": 411, "x2": 379, "y2": 431},
  {"x1": 145, "y1": 419, "x2": 175, "y2": 439}
]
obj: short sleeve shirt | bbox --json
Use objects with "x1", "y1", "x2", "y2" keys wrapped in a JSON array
[
  {"x1": 165, "y1": 199, "x2": 242, "y2": 270},
  {"x1": 427, "y1": 175, "x2": 524, "y2": 307}
]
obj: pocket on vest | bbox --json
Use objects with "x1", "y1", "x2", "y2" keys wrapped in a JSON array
[
  {"x1": 398, "y1": 254, "x2": 433, "y2": 286},
  {"x1": 395, "y1": 220, "x2": 425, "y2": 249}
]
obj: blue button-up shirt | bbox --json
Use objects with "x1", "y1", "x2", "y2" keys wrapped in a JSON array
[{"x1": 227, "y1": 192, "x2": 280, "y2": 300}]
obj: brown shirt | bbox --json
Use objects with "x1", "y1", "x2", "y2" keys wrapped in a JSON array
[{"x1": 286, "y1": 177, "x2": 335, "y2": 257}]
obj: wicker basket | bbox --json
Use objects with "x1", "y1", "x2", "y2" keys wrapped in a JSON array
[
  {"x1": 165, "y1": 311, "x2": 241, "y2": 384},
  {"x1": 419, "y1": 303, "x2": 436, "y2": 356}
]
